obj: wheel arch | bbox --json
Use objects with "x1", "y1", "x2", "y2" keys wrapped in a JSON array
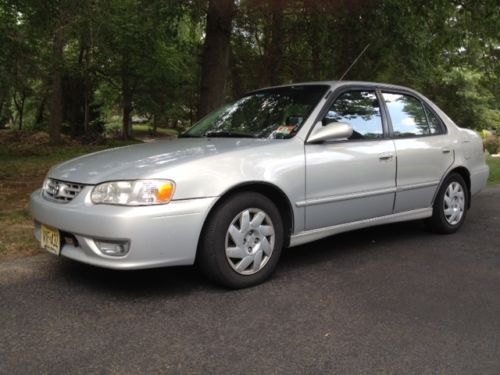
[
  {"x1": 197, "y1": 182, "x2": 295, "y2": 252},
  {"x1": 434, "y1": 166, "x2": 471, "y2": 209}
]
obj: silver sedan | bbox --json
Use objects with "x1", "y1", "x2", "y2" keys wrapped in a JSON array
[{"x1": 30, "y1": 81, "x2": 489, "y2": 288}]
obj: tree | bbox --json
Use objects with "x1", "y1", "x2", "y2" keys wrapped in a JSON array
[
  {"x1": 0, "y1": 0, "x2": 497, "y2": 137},
  {"x1": 49, "y1": 17, "x2": 64, "y2": 143},
  {"x1": 197, "y1": 0, "x2": 235, "y2": 119}
]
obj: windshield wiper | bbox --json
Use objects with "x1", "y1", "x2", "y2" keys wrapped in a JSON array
[
  {"x1": 178, "y1": 133, "x2": 199, "y2": 138},
  {"x1": 204, "y1": 131, "x2": 256, "y2": 138}
]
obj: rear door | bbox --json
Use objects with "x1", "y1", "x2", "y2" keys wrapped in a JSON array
[{"x1": 381, "y1": 91, "x2": 454, "y2": 212}]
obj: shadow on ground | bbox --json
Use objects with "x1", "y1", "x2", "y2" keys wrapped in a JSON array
[{"x1": 56, "y1": 219, "x2": 430, "y2": 296}]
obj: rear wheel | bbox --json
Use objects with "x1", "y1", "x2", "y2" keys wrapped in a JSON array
[
  {"x1": 427, "y1": 173, "x2": 468, "y2": 234},
  {"x1": 197, "y1": 192, "x2": 284, "y2": 288}
]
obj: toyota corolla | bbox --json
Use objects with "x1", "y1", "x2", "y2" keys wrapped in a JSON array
[{"x1": 30, "y1": 81, "x2": 489, "y2": 288}]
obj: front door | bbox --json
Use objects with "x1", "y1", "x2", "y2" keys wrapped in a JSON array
[{"x1": 304, "y1": 89, "x2": 396, "y2": 230}]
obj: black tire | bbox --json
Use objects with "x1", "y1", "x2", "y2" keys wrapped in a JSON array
[
  {"x1": 426, "y1": 172, "x2": 468, "y2": 234},
  {"x1": 197, "y1": 192, "x2": 284, "y2": 289}
]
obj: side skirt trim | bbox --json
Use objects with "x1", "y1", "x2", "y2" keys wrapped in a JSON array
[
  {"x1": 295, "y1": 181, "x2": 439, "y2": 208},
  {"x1": 288, "y1": 207, "x2": 433, "y2": 247},
  {"x1": 295, "y1": 187, "x2": 396, "y2": 207}
]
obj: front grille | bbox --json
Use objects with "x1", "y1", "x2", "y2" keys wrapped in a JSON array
[{"x1": 43, "y1": 178, "x2": 85, "y2": 203}]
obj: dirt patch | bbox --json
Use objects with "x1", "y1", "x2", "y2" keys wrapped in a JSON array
[
  {"x1": 0, "y1": 130, "x2": 141, "y2": 261},
  {"x1": 0, "y1": 210, "x2": 42, "y2": 260},
  {"x1": 0, "y1": 129, "x2": 181, "y2": 261}
]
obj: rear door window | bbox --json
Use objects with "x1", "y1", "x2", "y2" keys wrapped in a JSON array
[{"x1": 382, "y1": 92, "x2": 430, "y2": 137}]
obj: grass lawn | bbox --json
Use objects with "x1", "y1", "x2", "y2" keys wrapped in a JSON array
[
  {"x1": 0, "y1": 141, "x2": 142, "y2": 260},
  {"x1": 0, "y1": 128, "x2": 150, "y2": 261},
  {"x1": 132, "y1": 124, "x2": 178, "y2": 139},
  {"x1": 104, "y1": 121, "x2": 179, "y2": 140},
  {"x1": 487, "y1": 155, "x2": 500, "y2": 185},
  {"x1": 0, "y1": 134, "x2": 498, "y2": 261}
]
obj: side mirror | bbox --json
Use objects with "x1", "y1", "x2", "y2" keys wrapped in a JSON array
[{"x1": 307, "y1": 121, "x2": 353, "y2": 143}]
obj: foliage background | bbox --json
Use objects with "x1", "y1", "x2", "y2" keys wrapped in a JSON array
[{"x1": 0, "y1": 0, "x2": 498, "y2": 140}]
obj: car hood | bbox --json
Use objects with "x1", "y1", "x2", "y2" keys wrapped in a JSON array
[{"x1": 49, "y1": 138, "x2": 272, "y2": 184}]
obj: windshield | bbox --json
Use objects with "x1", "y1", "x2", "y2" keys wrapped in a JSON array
[{"x1": 183, "y1": 85, "x2": 329, "y2": 139}]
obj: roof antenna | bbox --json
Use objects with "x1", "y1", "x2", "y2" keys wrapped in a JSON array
[{"x1": 338, "y1": 43, "x2": 370, "y2": 81}]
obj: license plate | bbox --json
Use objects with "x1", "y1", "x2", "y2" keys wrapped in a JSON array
[{"x1": 41, "y1": 225, "x2": 61, "y2": 256}]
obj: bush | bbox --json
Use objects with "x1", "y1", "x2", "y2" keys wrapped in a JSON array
[
  {"x1": 104, "y1": 121, "x2": 122, "y2": 138},
  {"x1": 484, "y1": 137, "x2": 499, "y2": 155},
  {"x1": 480, "y1": 129, "x2": 492, "y2": 139}
]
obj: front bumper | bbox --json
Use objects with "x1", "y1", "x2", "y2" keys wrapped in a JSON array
[{"x1": 29, "y1": 188, "x2": 217, "y2": 269}]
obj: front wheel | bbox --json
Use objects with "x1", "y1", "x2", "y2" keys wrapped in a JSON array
[
  {"x1": 197, "y1": 192, "x2": 284, "y2": 288},
  {"x1": 426, "y1": 173, "x2": 468, "y2": 234}
]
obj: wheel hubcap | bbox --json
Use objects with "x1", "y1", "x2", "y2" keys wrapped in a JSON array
[
  {"x1": 225, "y1": 208, "x2": 275, "y2": 275},
  {"x1": 443, "y1": 181, "x2": 465, "y2": 225}
]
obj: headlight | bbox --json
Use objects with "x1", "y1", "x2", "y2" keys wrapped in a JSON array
[{"x1": 91, "y1": 180, "x2": 175, "y2": 206}]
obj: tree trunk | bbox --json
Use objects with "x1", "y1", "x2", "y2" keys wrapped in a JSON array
[
  {"x1": 152, "y1": 114, "x2": 158, "y2": 135},
  {"x1": 50, "y1": 25, "x2": 64, "y2": 144},
  {"x1": 18, "y1": 96, "x2": 25, "y2": 130},
  {"x1": 121, "y1": 71, "x2": 132, "y2": 140},
  {"x1": 35, "y1": 93, "x2": 48, "y2": 127},
  {"x1": 197, "y1": 0, "x2": 235, "y2": 120},
  {"x1": 81, "y1": 45, "x2": 91, "y2": 134},
  {"x1": 12, "y1": 92, "x2": 26, "y2": 130},
  {"x1": 170, "y1": 118, "x2": 177, "y2": 130},
  {"x1": 0, "y1": 96, "x2": 4, "y2": 122},
  {"x1": 229, "y1": 47, "x2": 244, "y2": 97},
  {"x1": 83, "y1": 92, "x2": 89, "y2": 133},
  {"x1": 84, "y1": 8, "x2": 95, "y2": 136},
  {"x1": 265, "y1": 0, "x2": 285, "y2": 86},
  {"x1": 83, "y1": 80, "x2": 90, "y2": 134}
]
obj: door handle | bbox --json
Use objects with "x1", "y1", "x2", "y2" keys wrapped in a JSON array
[
  {"x1": 442, "y1": 148, "x2": 451, "y2": 154},
  {"x1": 378, "y1": 152, "x2": 393, "y2": 160}
]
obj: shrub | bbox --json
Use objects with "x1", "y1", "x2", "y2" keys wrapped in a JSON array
[
  {"x1": 484, "y1": 137, "x2": 499, "y2": 155},
  {"x1": 480, "y1": 129, "x2": 492, "y2": 139},
  {"x1": 104, "y1": 121, "x2": 122, "y2": 138}
]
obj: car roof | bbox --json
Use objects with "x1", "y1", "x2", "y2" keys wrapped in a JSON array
[
  {"x1": 245, "y1": 81, "x2": 425, "y2": 100},
  {"x1": 255, "y1": 80, "x2": 414, "y2": 91}
]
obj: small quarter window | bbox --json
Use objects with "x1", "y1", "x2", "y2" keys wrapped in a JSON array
[
  {"x1": 425, "y1": 105, "x2": 444, "y2": 135},
  {"x1": 323, "y1": 90, "x2": 383, "y2": 140},
  {"x1": 382, "y1": 93, "x2": 430, "y2": 137}
]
